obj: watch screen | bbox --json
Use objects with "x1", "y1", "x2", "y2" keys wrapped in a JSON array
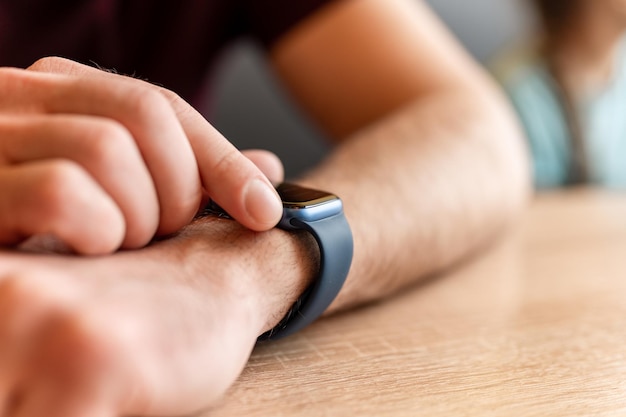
[{"x1": 277, "y1": 183, "x2": 338, "y2": 208}]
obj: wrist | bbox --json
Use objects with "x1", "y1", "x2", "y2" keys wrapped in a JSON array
[
  {"x1": 172, "y1": 216, "x2": 319, "y2": 337},
  {"x1": 254, "y1": 229, "x2": 320, "y2": 335},
  {"x1": 193, "y1": 182, "x2": 353, "y2": 340}
]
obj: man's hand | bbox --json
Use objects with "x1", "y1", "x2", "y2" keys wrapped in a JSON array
[
  {"x1": 0, "y1": 57, "x2": 283, "y2": 255},
  {"x1": 0, "y1": 213, "x2": 313, "y2": 417},
  {"x1": 0, "y1": 256, "x2": 257, "y2": 417}
]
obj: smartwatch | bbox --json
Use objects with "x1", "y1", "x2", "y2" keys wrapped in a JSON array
[{"x1": 201, "y1": 182, "x2": 353, "y2": 340}]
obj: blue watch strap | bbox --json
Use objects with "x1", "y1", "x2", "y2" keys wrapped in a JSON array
[{"x1": 258, "y1": 212, "x2": 353, "y2": 340}]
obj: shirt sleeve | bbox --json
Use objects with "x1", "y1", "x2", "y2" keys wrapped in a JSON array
[
  {"x1": 239, "y1": 0, "x2": 338, "y2": 48},
  {"x1": 490, "y1": 46, "x2": 573, "y2": 188}
]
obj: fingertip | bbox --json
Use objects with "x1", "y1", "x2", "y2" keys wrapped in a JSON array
[
  {"x1": 70, "y1": 206, "x2": 126, "y2": 256},
  {"x1": 119, "y1": 235, "x2": 150, "y2": 252},
  {"x1": 72, "y1": 225, "x2": 125, "y2": 256},
  {"x1": 33, "y1": 163, "x2": 127, "y2": 256},
  {"x1": 243, "y1": 178, "x2": 283, "y2": 231}
]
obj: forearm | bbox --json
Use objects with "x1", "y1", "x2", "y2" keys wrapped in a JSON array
[
  {"x1": 298, "y1": 87, "x2": 531, "y2": 312},
  {"x1": 259, "y1": 0, "x2": 531, "y2": 315},
  {"x1": 174, "y1": 84, "x2": 529, "y2": 330}
]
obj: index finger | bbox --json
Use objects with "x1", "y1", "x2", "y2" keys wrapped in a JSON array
[{"x1": 152, "y1": 83, "x2": 285, "y2": 231}]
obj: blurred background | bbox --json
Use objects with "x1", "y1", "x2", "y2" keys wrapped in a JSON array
[{"x1": 210, "y1": 0, "x2": 536, "y2": 178}]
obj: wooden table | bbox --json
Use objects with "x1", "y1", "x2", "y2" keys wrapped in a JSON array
[{"x1": 205, "y1": 189, "x2": 626, "y2": 416}]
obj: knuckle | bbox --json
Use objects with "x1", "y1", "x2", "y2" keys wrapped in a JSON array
[
  {"x1": 0, "y1": 68, "x2": 36, "y2": 102},
  {"x1": 211, "y1": 150, "x2": 242, "y2": 181},
  {"x1": 0, "y1": 67, "x2": 24, "y2": 82},
  {"x1": 0, "y1": 275, "x2": 37, "y2": 306},
  {"x1": 85, "y1": 120, "x2": 135, "y2": 162},
  {"x1": 30, "y1": 160, "x2": 126, "y2": 254},
  {"x1": 38, "y1": 160, "x2": 84, "y2": 197},
  {"x1": 126, "y1": 85, "x2": 170, "y2": 121},
  {"x1": 157, "y1": 86, "x2": 182, "y2": 105},
  {"x1": 26, "y1": 56, "x2": 72, "y2": 73},
  {"x1": 41, "y1": 311, "x2": 123, "y2": 381},
  {"x1": 0, "y1": 276, "x2": 44, "y2": 341},
  {"x1": 35, "y1": 161, "x2": 88, "y2": 220},
  {"x1": 0, "y1": 274, "x2": 71, "y2": 326},
  {"x1": 57, "y1": 314, "x2": 109, "y2": 356},
  {"x1": 157, "y1": 86, "x2": 200, "y2": 127}
]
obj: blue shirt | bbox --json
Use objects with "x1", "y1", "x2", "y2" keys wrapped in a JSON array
[{"x1": 492, "y1": 42, "x2": 626, "y2": 189}]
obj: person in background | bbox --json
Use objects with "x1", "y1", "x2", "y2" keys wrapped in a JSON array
[
  {"x1": 0, "y1": 1, "x2": 529, "y2": 416},
  {"x1": 493, "y1": 0, "x2": 626, "y2": 188}
]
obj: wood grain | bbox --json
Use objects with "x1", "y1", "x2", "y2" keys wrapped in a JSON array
[{"x1": 203, "y1": 188, "x2": 626, "y2": 416}]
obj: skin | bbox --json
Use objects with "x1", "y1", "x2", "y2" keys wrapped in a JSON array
[
  {"x1": 0, "y1": 62, "x2": 283, "y2": 254},
  {"x1": 0, "y1": 0, "x2": 530, "y2": 415}
]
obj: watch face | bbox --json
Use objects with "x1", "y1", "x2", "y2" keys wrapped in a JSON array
[
  {"x1": 276, "y1": 183, "x2": 338, "y2": 208},
  {"x1": 276, "y1": 183, "x2": 343, "y2": 225}
]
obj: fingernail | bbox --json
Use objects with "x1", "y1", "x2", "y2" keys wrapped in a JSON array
[{"x1": 245, "y1": 179, "x2": 282, "y2": 228}]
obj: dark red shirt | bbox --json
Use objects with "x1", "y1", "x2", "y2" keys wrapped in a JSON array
[{"x1": 0, "y1": 0, "x2": 334, "y2": 102}]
